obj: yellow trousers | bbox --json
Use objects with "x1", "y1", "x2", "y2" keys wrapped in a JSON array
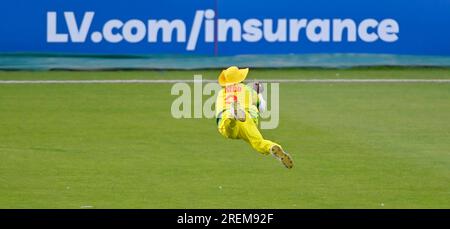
[{"x1": 218, "y1": 110, "x2": 279, "y2": 155}]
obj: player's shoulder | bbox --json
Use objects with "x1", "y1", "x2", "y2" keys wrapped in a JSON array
[
  {"x1": 241, "y1": 83, "x2": 257, "y2": 94},
  {"x1": 239, "y1": 82, "x2": 250, "y2": 89}
]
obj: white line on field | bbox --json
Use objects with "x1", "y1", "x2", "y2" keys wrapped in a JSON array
[{"x1": 0, "y1": 79, "x2": 450, "y2": 84}]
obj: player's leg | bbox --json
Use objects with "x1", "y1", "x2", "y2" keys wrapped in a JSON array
[
  {"x1": 236, "y1": 112, "x2": 276, "y2": 154},
  {"x1": 218, "y1": 110, "x2": 294, "y2": 169},
  {"x1": 237, "y1": 112, "x2": 294, "y2": 169},
  {"x1": 217, "y1": 110, "x2": 239, "y2": 139},
  {"x1": 217, "y1": 99, "x2": 247, "y2": 138}
]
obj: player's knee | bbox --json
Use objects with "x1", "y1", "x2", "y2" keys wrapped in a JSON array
[{"x1": 249, "y1": 139, "x2": 264, "y2": 149}]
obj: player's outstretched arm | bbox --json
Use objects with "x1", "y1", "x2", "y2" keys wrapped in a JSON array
[{"x1": 252, "y1": 82, "x2": 267, "y2": 113}]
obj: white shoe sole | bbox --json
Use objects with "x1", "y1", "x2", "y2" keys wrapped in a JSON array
[{"x1": 271, "y1": 145, "x2": 294, "y2": 169}]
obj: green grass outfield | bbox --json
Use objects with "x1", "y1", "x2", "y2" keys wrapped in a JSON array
[{"x1": 0, "y1": 68, "x2": 449, "y2": 208}]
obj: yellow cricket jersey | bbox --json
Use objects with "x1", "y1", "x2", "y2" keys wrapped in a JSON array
[{"x1": 215, "y1": 83, "x2": 260, "y2": 123}]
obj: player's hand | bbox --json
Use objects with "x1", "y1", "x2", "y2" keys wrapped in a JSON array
[{"x1": 253, "y1": 82, "x2": 264, "y2": 93}]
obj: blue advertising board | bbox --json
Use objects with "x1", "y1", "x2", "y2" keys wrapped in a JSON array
[{"x1": 1, "y1": 0, "x2": 450, "y2": 56}]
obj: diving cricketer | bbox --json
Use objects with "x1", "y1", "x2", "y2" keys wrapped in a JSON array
[{"x1": 215, "y1": 66, "x2": 294, "y2": 169}]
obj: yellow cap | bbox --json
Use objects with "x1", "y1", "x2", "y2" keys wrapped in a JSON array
[{"x1": 218, "y1": 66, "x2": 249, "y2": 86}]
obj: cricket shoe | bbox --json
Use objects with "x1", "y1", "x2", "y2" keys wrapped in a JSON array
[
  {"x1": 271, "y1": 145, "x2": 294, "y2": 169},
  {"x1": 230, "y1": 101, "x2": 246, "y2": 122}
]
